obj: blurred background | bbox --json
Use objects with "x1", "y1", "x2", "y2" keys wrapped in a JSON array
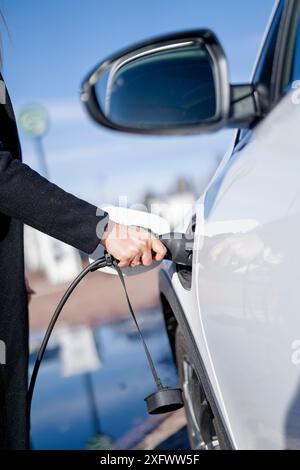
[{"x1": 1, "y1": 0, "x2": 274, "y2": 450}]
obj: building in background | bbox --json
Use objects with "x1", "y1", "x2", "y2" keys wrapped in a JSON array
[
  {"x1": 144, "y1": 178, "x2": 196, "y2": 230},
  {"x1": 24, "y1": 226, "x2": 82, "y2": 284}
]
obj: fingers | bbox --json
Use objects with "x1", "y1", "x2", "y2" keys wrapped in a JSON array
[
  {"x1": 118, "y1": 245, "x2": 139, "y2": 268},
  {"x1": 118, "y1": 258, "x2": 131, "y2": 268},
  {"x1": 150, "y1": 237, "x2": 167, "y2": 261},
  {"x1": 104, "y1": 224, "x2": 167, "y2": 269},
  {"x1": 130, "y1": 253, "x2": 142, "y2": 267},
  {"x1": 141, "y1": 246, "x2": 153, "y2": 266},
  {"x1": 117, "y1": 242, "x2": 151, "y2": 268},
  {"x1": 119, "y1": 256, "x2": 142, "y2": 268}
]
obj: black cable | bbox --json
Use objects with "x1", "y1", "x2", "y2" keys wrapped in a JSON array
[
  {"x1": 113, "y1": 261, "x2": 163, "y2": 391},
  {"x1": 27, "y1": 256, "x2": 108, "y2": 415},
  {"x1": 27, "y1": 252, "x2": 165, "y2": 422}
]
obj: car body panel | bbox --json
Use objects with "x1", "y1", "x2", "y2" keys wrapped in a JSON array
[
  {"x1": 191, "y1": 90, "x2": 300, "y2": 449},
  {"x1": 166, "y1": 133, "x2": 239, "y2": 447}
]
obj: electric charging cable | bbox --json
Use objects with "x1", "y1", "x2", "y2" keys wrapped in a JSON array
[
  {"x1": 27, "y1": 255, "x2": 110, "y2": 413},
  {"x1": 27, "y1": 250, "x2": 184, "y2": 422}
]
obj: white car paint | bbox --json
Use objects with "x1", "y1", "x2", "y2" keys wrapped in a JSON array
[{"x1": 190, "y1": 90, "x2": 300, "y2": 449}]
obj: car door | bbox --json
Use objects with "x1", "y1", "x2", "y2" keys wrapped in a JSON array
[{"x1": 194, "y1": 0, "x2": 300, "y2": 449}]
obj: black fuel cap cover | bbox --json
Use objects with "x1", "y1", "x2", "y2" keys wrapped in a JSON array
[{"x1": 145, "y1": 387, "x2": 184, "y2": 415}]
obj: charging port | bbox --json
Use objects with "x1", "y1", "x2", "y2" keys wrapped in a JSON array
[{"x1": 176, "y1": 219, "x2": 195, "y2": 291}]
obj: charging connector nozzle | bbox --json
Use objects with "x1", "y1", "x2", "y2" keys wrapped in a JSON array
[{"x1": 159, "y1": 233, "x2": 193, "y2": 267}]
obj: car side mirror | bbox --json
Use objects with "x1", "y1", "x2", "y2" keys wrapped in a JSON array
[{"x1": 81, "y1": 30, "x2": 259, "y2": 135}]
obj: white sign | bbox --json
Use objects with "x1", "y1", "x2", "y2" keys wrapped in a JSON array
[{"x1": 58, "y1": 326, "x2": 101, "y2": 377}]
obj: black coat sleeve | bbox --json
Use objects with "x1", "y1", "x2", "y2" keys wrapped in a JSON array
[{"x1": 0, "y1": 149, "x2": 109, "y2": 254}]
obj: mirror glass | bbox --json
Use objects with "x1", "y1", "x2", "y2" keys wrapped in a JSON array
[{"x1": 94, "y1": 41, "x2": 217, "y2": 130}]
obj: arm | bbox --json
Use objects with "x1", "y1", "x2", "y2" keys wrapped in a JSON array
[
  {"x1": 0, "y1": 148, "x2": 167, "y2": 264},
  {"x1": 0, "y1": 149, "x2": 108, "y2": 254}
]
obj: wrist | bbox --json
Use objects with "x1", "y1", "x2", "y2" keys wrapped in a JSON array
[{"x1": 100, "y1": 220, "x2": 116, "y2": 248}]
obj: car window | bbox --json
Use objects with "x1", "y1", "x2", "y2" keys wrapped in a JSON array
[
  {"x1": 253, "y1": 0, "x2": 285, "y2": 89},
  {"x1": 235, "y1": 0, "x2": 285, "y2": 146},
  {"x1": 282, "y1": 1, "x2": 300, "y2": 90},
  {"x1": 292, "y1": 21, "x2": 300, "y2": 81}
]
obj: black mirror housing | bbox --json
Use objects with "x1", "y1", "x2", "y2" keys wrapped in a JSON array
[
  {"x1": 81, "y1": 30, "x2": 260, "y2": 135},
  {"x1": 81, "y1": 30, "x2": 233, "y2": 136}
]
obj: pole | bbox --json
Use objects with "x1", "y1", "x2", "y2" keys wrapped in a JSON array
[{"x1": 35, "y1": 135, "x2": 49, "y2": 180}]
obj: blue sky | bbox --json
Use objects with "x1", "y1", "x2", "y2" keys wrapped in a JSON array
[{"x1": 1, "y1": 0, "x2": 275, "y2": 206}]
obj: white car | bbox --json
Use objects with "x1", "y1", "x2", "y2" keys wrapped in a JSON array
[{"x1": 82, "y1": 0, "x2": 300, "y2": 449}]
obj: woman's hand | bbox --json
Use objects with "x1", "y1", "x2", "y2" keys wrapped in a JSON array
[{"x1": 100, "y1": 221, "x2": 167, "y2": 268}]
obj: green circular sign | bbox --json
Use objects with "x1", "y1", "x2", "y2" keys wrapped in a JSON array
[{"x1": 18, "y1": 104, "x2": 49, "y2": 138}]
